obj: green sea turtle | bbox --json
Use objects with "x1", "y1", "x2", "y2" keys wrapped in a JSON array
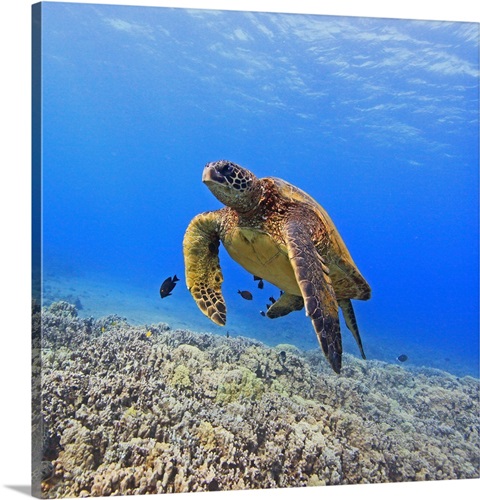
[{"x1": 183, "y1": 160, "x2": 371, "y2": 373}]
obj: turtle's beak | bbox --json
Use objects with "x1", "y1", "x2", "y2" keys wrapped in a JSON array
[{"x1": 202, "y1": 163, "x2": 221, "y2": 185}]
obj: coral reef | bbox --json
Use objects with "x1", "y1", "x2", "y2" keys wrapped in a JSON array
[{"x1": 36, "y1": 302, "x2": 479, "y2": 497}]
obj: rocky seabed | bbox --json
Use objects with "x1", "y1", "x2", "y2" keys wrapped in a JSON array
[{"x1": 33, "y1": 302, "x2": 479, "y2": 497}]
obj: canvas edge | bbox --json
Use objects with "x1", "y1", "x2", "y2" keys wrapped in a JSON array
[{"x1": 32, "y1": 2, "x2": 43, "y2": 498}]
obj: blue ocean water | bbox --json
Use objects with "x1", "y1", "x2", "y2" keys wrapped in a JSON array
[{"x1": 39, "y1": 2, "x2": 479, "y2": 377}]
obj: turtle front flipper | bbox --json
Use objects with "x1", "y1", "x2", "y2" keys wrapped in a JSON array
[
  {"x1": 338, "y1": 299, "x2": 367, "y2": 360},
  {"x1": 285, "y1": 218, "x2": 342, "y2": 373},
  {"x1": 266, "y1": 292, "x2": 304, "y2": 318},
  {"x1": 183, "y1": 211, "x2": 227, "y2": 326}
]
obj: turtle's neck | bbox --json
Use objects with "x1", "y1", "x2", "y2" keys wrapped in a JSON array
[
  {"x1": 233, "y1": 179, "x2": 264, "y2": 215},
  {"x1": 237, "y1": 179, "x2": 280, "y2": 228}
]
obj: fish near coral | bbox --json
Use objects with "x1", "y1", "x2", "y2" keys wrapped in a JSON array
[
  {"x1": 238, "y1": 290, "x2": 253, "y2": 300},
  {"x1": 160, "y1": 275, "x2": 179, "y2": 298}
]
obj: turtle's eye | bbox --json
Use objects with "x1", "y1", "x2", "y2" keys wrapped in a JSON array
[{"x1": 219, "y1": 162, "x2": 235, "y2": 176}]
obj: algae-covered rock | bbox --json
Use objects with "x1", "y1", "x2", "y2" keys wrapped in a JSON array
[
  {"x1": 170, "y1": 364, "x2": 192, "y2": 389},
  {"x1": 216, "y1": 367, "x2": 265, "y2": 403}
]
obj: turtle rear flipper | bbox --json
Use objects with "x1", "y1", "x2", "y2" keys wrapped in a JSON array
[
  {"x1": 285, "y1": 217, "x2": 342, "y2": 373},
  {"x1": 266, "y1": 292, "x2": 304, "y2": 318},
  {"x1": 183, "y1": 211, "x2": 227, "y2": 326},
  {"x1": 338, "y1": 298, "x2": 367, "y2": 359}
]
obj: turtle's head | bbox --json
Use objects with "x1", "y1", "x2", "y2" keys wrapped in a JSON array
[{"x1": 202, "y1": 160, "x2": 262, "y2": 212}]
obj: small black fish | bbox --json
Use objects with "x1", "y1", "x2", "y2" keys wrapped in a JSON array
[
  {"x1": 266, "y1": 303, "x2": 271, "y2": 310},
  {"x1": 160, "y1": 275, "x2": 179, "y2": 298},
  {"x1": 226, "y1": 331, "x2": 230, "y2": 338},
  {"x1": 269, "y1": 296, "x2": 276, "y2": 304},
  {"x1": 253, "y1": 275, "x2": 265, "y2": 289},
  {"x1": 278, "y1": 350, "x2": 287, "y2": 364},
  {"x1": 260, "y1": 311, "x2": 266, "y2": 317},
  {"x1": 238, "y1": 290, "x2": 253, "y2": 300},
  {"x1": 397, "y1": 354, "x2": 408, "y2": 362}
]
